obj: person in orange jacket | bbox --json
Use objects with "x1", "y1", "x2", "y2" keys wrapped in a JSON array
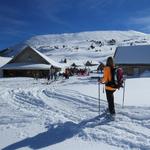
[{"x1": 100, "y1": 57, "x2": 117, "y2": 115}]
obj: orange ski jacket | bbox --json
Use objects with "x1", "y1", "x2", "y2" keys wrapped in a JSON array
[{"x1": 101, "y1": 66, "x2": 116, "y2": 91}]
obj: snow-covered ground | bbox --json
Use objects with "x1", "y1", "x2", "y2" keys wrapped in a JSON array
[{"x1": 0, "y1": 76, "x2": 150, "y2": 150}]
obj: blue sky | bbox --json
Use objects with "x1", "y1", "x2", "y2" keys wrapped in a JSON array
[{"x1": 0, "y1": 0, "x2": 150, "y2": 49}]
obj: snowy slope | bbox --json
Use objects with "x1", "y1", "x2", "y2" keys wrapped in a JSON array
[
  {"x1": 27, "y1": 30, "x2": 148, "y2": 46},
  {"x1": 0, "y1": 56, "x2": 11, "y2": 67},
  {"x1": 2, "y1": 30, "x2": 150, "y2": 64},
  {"x1": 0, "y1": 76, "x2": 150, "y2": 150},
  {"x1": 26, "y1": 30, "x2": 150, "y2": 63}
]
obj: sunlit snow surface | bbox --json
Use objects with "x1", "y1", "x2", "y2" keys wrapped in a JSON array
[{"x1": 0, "y1": 76, "x2": 150, "y2": 150}]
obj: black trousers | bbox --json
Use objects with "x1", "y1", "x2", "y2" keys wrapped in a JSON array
[{"x1": 106, "y1": 90, "x2": 115, "y2": 114}]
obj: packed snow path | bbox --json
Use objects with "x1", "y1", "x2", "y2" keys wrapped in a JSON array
[{"x1": 0, "y1": 77, "x2": 150, "y2": 150}]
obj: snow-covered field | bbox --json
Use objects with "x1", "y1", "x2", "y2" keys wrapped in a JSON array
[{"x1": 0, "y1": 76, "x2": 150, "y2": 150}]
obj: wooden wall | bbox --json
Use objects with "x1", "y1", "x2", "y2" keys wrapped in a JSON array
[
  {"x1": 116, "y1": 64, "x2": 150, "y2": 76},
  {"x1": 9, "y1": 47, "x2": 49, "y2": 64},
  {"x1": 3, "y1": 70, "x2": 49, "y2": 78}
]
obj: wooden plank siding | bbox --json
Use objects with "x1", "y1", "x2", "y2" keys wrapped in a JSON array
[
  {"x1": 114, "y1": 45, "x2": 150, "y2": 77},
  {"x1": 116, "y1": 64, "x2": 150, "y2": 76},
  {"x1": 3, "y1": 69, "x2": 49, "y2": 78},
  {"x1": 2, "y1": 46, "x2": 62, "y2": 78},
  {"x1": 9, "y1": 47, "x2": 49, "y2": 64}
]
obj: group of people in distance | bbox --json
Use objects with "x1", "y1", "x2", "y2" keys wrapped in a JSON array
[{"x1": 47, "y1": 56, "x2": 121, "y2": 117}]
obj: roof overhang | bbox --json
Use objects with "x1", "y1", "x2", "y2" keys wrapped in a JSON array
[{"x1": 1, "y1": 63, "x2": 52, "y2": 70}]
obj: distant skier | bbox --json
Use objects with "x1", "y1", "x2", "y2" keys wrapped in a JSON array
[
  {"x1": 64, "y1": 68, "x2": 69, "y2": 79},
  {"x1": 47, "y1": 66, "x2": 55, "y2": 84},
  {"x1": 47, "y1": 71, "x2": 51, "y2": 84},
  {"x1": 100, "y1": 57, "x2": 117, "y2": 116},
  {"x1": 50, "y1": 66, "x2": 55, "y2": 80}
]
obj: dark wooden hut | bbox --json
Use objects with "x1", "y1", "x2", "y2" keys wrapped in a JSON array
[
  {"x1": 1, "y1": 46, "x2": 62, "y2": 78},
  {"x1": 114, "y1": 45, "x2": 150, "y2": 76}
]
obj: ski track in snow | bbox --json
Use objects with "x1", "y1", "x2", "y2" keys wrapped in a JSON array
[{"x1": 0, "y1": 77, "x2": 150, "y2": 149}]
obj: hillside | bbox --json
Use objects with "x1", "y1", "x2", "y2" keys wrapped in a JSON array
[{"x1": 1, "y1": 30, "x2": 150, "y2": 64}]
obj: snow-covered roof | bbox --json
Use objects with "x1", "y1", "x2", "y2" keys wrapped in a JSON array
[
  {"x1": 30, "y1": 46, "x2": 61, "y2": 68},
  {"x1": 1, "y1": 63, "x2": 52, "y2": 70},
  {"x1": 28, "y1": 46, "x2": 62, "y2": 68},
  {"x1": 2, "y1": 46, "x2": 64, "y2": 69},
  {"x1": 114, "y1": 45, "x2": 150, "y2": 64}
]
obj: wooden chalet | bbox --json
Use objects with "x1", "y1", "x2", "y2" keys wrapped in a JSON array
[
  {"x1": 1, "y1": 46, "x2": 62, "y2": 78},
  {"x1": 114, "y1": 45, "x2": 150, "y2": 76}
]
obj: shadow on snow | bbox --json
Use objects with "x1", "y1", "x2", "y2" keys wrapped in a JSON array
[{"x1": 2, "y1": 112, "x2": 111, "y2": 150}]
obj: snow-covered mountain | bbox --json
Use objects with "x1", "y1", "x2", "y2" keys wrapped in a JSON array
[
  {"x1": 1, "y1": 30, "x2": 150, "y2": 64},
  {"x1": 27, "y1": 30, "x2": 147, "y2": 46}
]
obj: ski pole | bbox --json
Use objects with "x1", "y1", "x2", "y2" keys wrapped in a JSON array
[
  {"x1": 103, "y1": 84, "x2": 105, "y2": 93},
  {"x1": 98, "y1": 78, "x2": 100, "y2": 116},
  {"x1": 122, "y1": 79, "x2": 126, "y2": 108}
]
